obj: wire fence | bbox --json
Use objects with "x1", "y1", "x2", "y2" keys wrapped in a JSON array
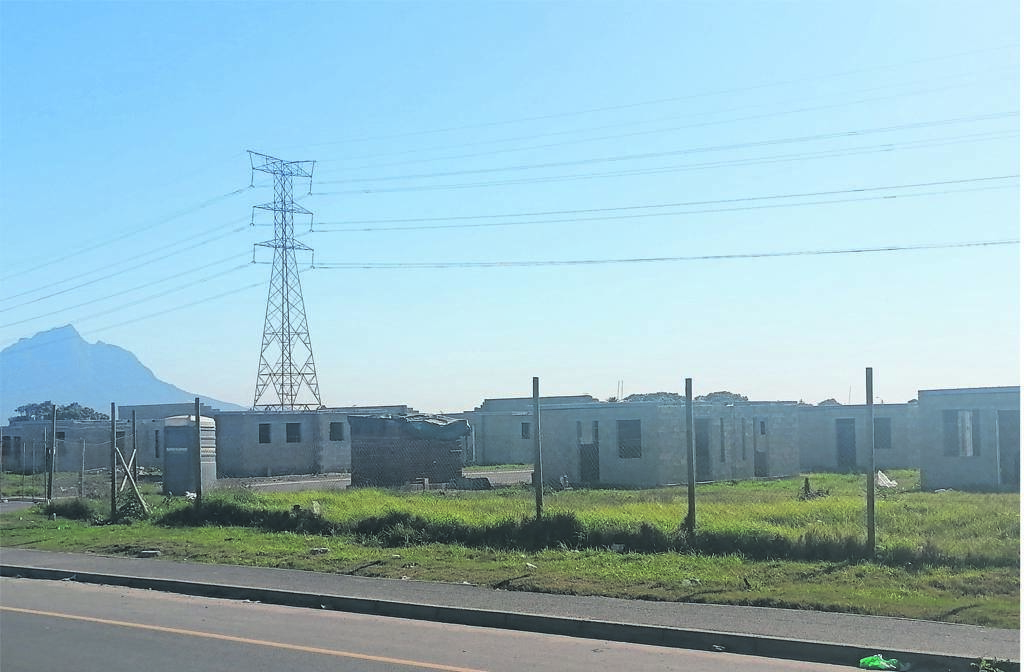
[{"x1": 0, "y1": 438, "x2": 158, "y2": 520}]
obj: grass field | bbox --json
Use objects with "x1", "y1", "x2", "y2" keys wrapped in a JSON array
[{"x1": 1, "y1": 469, "x2": 1018, "y2": 628}]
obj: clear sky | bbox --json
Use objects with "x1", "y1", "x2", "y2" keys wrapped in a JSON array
[{"x1": 0, "y1": 1, "x2": 1019, "y2": 413}]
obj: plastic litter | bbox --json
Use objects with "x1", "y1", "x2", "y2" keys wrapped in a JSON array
[
  {"x1": 875, "y1": 471, "x2": 898, "y2": 488},
  {"x1": 859, "y1": 654, "x2": 901, "y2": 670}
]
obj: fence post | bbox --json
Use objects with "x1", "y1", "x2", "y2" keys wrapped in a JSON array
[
  {"x1": 110, "y1": 402, "x2": 117, "y2": 520},
  {"x1": 866, "y1": 367, "x2": 876, "y2": 557},
  {"x1": 132, "y1": 410, "x2": 138, "y2": 485},
  {"x1": 193, "y1": 397, "x2": 203, "y2": 505},
  {"x1": 47, "y1": 403, "x2": 57, "y2": 501},
  {"x1": 533, "y1": 377, "x2": 543, "y2": 521},
  {"x1": 80, "y1": 438, "x2": 86, "y2": 497},
  {"x1": 684, "y1": 378, "x2": 696, "y2": 539}
]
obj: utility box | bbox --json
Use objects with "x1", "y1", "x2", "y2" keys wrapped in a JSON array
[{"x1": 162, "y1": 415, "x2": 217, "y2": 496}]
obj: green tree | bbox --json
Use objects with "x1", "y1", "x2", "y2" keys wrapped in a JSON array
[{"x1": 9, "y1": 401, "x2": 109, "y2": 423}]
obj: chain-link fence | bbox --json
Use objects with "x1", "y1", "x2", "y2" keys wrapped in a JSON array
[{"x1": 0, "y1": 435, "x2": 158, "y2": 521}]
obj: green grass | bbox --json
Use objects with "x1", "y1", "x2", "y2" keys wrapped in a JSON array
[
  {"x1": 1, "y1": 470, "x2": 1018, "y2": 628},
  {"x1": 151, "y1": 470, "x2": 1017, "y2": 567}
]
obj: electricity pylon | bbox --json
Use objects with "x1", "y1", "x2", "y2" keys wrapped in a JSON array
[{"x1": 248, "y1": 150, "x2": 322, "y2": 411}]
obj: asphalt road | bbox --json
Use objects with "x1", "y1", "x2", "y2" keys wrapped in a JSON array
[
  {"x1": 0, "y1": 578, "x2": 848, "y2": 672},
  {"x1": 0, "y1": 500, "x2": 37, "y2": 515}
]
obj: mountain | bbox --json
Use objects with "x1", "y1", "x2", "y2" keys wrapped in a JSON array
[{"x1": 0, "y1": 325, "x2": 246, "y2": 421}]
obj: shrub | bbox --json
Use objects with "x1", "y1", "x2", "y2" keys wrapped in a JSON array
[{"x1": 45, "y1": 498, "x2": 95, "y2": 521}]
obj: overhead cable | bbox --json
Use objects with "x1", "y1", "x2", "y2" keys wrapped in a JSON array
[
  {"x1": 0, "y1": 186, "x2": 251, "y2": 282},
  {"x1": 0, "y1": 261, "x2": 254, "y2": 330},
  {"x1": 311, "y1": 240, "x2": 1019, "y2": 270},
  {"x1": 310, "y1": 132, "x2": 1017, "y2": 196},
  {"x1": 311, "y1": 175, "x2": 1017, "y2": 232},
  {"x1": 294, "y1": 43, "x2": 1018, "y2": 148},
  {"x1": 317, "y1": 82, "x2": 1018, "y2": 176},
  {"x1": 315, "y1": 112, "x2": 1017, "y2": 184},
  {"x1": 0, "y1": 224, "x2": 250, "y2": 309},
  {"x1": 314, "y1": 69, "x2": 1017, "y2": 168}
]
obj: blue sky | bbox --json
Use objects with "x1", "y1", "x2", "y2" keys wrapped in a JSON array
[{"x1": 0, "y1": 1, "x2": 1019, "y2": 412}]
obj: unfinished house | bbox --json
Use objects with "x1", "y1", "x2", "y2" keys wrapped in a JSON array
[
  {"x1": 459, "y1": 396, "x2": 600, "y2": 466},
  {"x1": 0, "y1": 418, "x2": 129, "y2": 473},
  {"x1": 797, "y1": 403, "x2": 920, "y2": 473},
  {"x1": 466, "y1": 396, "x2": 802, "y2": 488},
  {"x1": 702, "y1": 401, "x2": 802, "y2": 481},
  {"x1": 918, "y1": 387, "x2": 1020, "y2": 491},
  {"x1": 214, "y1": 405, "x2": 417, "y2": 477}
]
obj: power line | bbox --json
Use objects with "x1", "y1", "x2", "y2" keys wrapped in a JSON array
[
  {"x1": 311, "y1": 186, "x2": 1015, "y2": 234},
  {"x1": 310, "y1": 176, "x2": 1016, "y2": 232},
  {"x1": 0, "y1": 186, "x2": 251, "y2": 283},
  {"x1": 0, "y1": 260, "x2": 253, "y2": 330},
  {"x1": 315, "y1": 112, "x2": 1016, "y2": 185},
  {"x1": 315, "y1": 69, "x2": 1016, "y2": 169},
  {"x1": 316, "y1": 78, "x2": 1018, "y2": 176},
  {"x1": 0, "y1": 252, "x2": 251, "y2": 326},
  {"x1": 91, "y1": 278, "x2": 269, "y2": 335},
  {"x1": 318, "y1": 113, "x2": 1014, "y2": 187},
  {"x1": 2, "y1": 188, "x2": 315, "y2": 306},
  {"x1": 0, "y1": 219, "x2": 315, "y2": 338},
  {"x1": 310, "y1": 131, "x2": 1017, "y2": 196},
  {"x1": 0, "y1": 224, "x2": 250, "y2": 309},
  {"x1": 311, "y1": 240, "x2": 1018, "y2": 270},
  {"x1": 0, "y1": 272, "x2": 279, "y2": 357},
  {"x1": 291, "y1": 43, "x2": 1018, "y2": 149}
]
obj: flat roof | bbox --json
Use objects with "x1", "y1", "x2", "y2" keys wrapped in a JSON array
[{"x1": 918, "y1": 386, "x2": 1020, "y2": 396}]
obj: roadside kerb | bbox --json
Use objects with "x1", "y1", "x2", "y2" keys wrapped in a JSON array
[{"x1": 1, "y1": 563, "x2": 1012, "y2": 671}]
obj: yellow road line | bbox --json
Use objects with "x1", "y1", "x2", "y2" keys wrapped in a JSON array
[{"x1": 0, "y1": 605, "x2": 487, "y2": 672}]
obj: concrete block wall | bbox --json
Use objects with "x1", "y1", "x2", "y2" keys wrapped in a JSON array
[
  {"x1": 538, "y1": 402, "x2": 688, "y2": 488},
  {"x1": 216, "y1": 412, "x2": 320, "y2": 477},
  {"x1": 798, "y1": 404, "x2": 918, "y2": 472},
  {"x1": 467, "y1": 396, "x2": 599, "y2": 467},
  {"x1": 468, "y1": 398, "x2": 805, "y2": 488},
  {"x1": 214, "y1": 410, "x2": 353, "y2": 478},
  {"x1": 697, "y1": 404, "x2": 801, "y2": 481},
  {"x1": 315, "y1": 413, "x2": 351, "y2": 473},
  {"x1": 473, "y1": 411, "x2": 536, "y2": 466},
  {"x1": 918, "y1": 387, "x2": 1020, "y2": 491}
]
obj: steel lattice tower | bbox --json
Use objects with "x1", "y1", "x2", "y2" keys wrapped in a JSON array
[{"x1": 248, "y1": 150, "x2": 322, "y2": 411}]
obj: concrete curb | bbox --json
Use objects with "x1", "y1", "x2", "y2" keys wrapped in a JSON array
[{"x1": 1, "y1": 564, "x2": 1016, "y2": 672}]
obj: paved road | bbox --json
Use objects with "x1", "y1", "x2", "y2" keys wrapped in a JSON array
[
  {"x1": 2, "y1": 547, "x2": 1017, "y2": 669},
  {"x1": 0, "y1": 578, "x2": 847, "y2": 672},
  {"x1": 0, "y1": 500, "x2": 37, "y2": 515}
]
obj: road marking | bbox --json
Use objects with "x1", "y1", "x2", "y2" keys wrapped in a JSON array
[{"x1": 0, "y1": 606, "x2": 486, "y2": 672}]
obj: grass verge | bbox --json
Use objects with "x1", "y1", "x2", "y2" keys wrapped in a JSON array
[{"x1": 1, "y1": 470, "x2": 1017, "y2": 628}]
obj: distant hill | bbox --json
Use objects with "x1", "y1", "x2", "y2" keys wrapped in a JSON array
[{"x1": 0, "y1": 325, "x2": 245, "y2": 421}]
